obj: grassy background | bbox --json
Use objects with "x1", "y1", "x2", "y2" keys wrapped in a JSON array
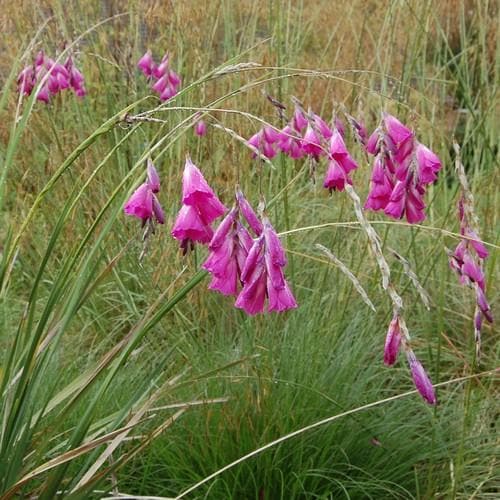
[{"x1": 0, "y1": 0, "x2": 498, "y2": 498}]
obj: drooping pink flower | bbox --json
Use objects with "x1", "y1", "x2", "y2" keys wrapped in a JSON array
[
  {"x1": 384, "y1": 177, "x2": 426, "y2": 224},
  {"x1": 302, "y1": 123, "x2": 324, "y2": 157},
  {"x1": 137, "y1": 50, "x2": 156, "y2": 78},
  {"x1": 322, "y1": 127, "x2": 358, "y2": 192},
  {"x1": 17, "y1": 66, "x2": 36, "y2": 95},
  {"x1": 236, "y1": 189, "x2": 263, "y2": 235},
  {"x1": 366, "y1": 128, "x2": 381, "y2": 155},
  {"x1": 16, "y1": 50, "x2": 85, "y2": 103},
  {"x1": 406, "y1": 351, "x2": 437, "y2": 405},
  {"x1": 323, "y1": 159, "x2": 352, "y2": 192},
  {"x1": 138, "y1": 52, "x2": 181, "y2": 102},
  {"x1": 329, "y1": 128, "x2": 358, "y2": 173},
  {"x1": 384, "y1": 315, "x2": 401, "y2": 366},
  {"x1": 203, "y1": 204, "x2": 254, "y2": 296},
  {"x1": 364, "y1": 157, "x2": 394, "y2": 211},
  {"x1": 247, "y1": 127, "x2": 279, "y2": 159},
  {"x1": 277, "y1": 125, "x2": 305, "y2": 159},
  {"x1": 36, "y1": 84, "x2": 51, "y2": 103},
  {"x1": 124, "y1": 161, "x2": 164, "y2": 225},
  {"x1": 292, "y1": 107, "x2": 308, "y2": 132},
  {"x1": 171, "y1": 204, "x2": 214, "y2": 246},
  {"x1": 181, "y1": 157, "x2": 227, "y2": 218},
  {"x1": 383, "y1": 113, "x2": 414, "y2": 165},
  {"x1": 365, "y1": 115, "x2": 442, "y2": 224},
  {"x1": 153, "y1": 54, "x2": 169, "y2": 79},
  {"x1": 171, "y1": 158, "x2": 226, "y2": 250},
  {"x1": 195, "y1": 120, "x2": 207, "y2": 136},
  {"x1": 416, "y1": 143, "x2": 442, "y2": 184},
  {"x1": 465, "y1": 230, "x2": 489, "y2": 259},
  {"x1": 235, "y1": 215, "x2": 297, "y2": 315}
]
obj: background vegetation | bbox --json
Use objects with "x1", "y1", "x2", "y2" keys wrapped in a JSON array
[{"x1": 0, "y1": 0, "x2": 498, "y2": 498}]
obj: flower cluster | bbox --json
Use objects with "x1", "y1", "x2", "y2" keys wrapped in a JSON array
[
  {"x1": 203, "y1": 190, "x2": 297, "y2": 314},
  {"x1": 124, "y1": 160, "x2": 165, "y2": 225},
  {"x1": 247, "y1": 105, "x2": 359, "y2": 192},
  {"x1": 364, "y1": 113, "x2": 442, "y2": 223},
  {"x1": 17, "y1": 50, "x2": 86, "y2": 103},
  {"x1": 449, "y1": 198, "x2": 493, "y2": 333},
  {"x1": 235, "y1": 214, "x2": 297, "y2": 314},
  {"x1": 171, "y1": 158, "x2": 227, "y2": 253},
  {"x1": 137, "y1": 50, "x2": 181, "y2": 102}
]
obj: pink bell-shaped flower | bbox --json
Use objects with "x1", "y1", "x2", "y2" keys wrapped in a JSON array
[
  {"x1": 137, "y1": 50, "x2": 156, "y2": 78},
  {"x1": 171, "y1": 157, "x2": 226, "y2": 250},
  {"x1": 406, "y1": 351, "x2": 437, "y2": 405},
  {"x1": 383, "y1": 315, "x2": 401, "y2": 366},
  {"x1": 124, "y1": 161, "x2": 165, "y2": 225},
  {"x1": 235, "y1": 214, "x2": 297, "y2": 315}
]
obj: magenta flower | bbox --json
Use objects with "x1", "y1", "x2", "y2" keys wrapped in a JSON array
[
  {"x1": 277, "y1": 125, "x2": 305, "y2": 159},
  {"x1": 235, "y1": 215, "x2": 297, "y2": 315},
  {"x1": 171, "y1": 158, "x2": 226, "y2": 251},
  {"x1": 203, "y1": 206, "x2": 254, "y2": 296},
  {"x1": 301, "y1": 112, "x2": 334, "y2": 158},
  {"x1": 365, "y1": 114, "x2": 442, "y2": 224},
  {"x1": 322, "y1": 127, "x2": 358, "y2": 192},
  {"x1": 384, "y1": 177, "x2": 426, "y2": 224},
  {"x1": 195, "y1": 120, "x2": 207, "y2": 136},
  {"x1": 406, "y1": 351, "x2": 437, "y2": 405},
  {"x1": 416, "y1": 143, "x2": 442, "y2": 184},
  {"x1": 17, "y1": 66, "x2": 36, "y2": 95},
  {"x1": 448, "y1": 195, "x2": 493, "y2": 327},
  {"x1": 323, "y1": 159, "x2": 352, "y2": 192},
  {"x1": 171, "y1": 204, "x2": 214, "y2": 247},
  {"x1": 366, "y1": 128, "x2": 381, "y2": 155},
  {"x1": 292, "y1": 107, "x2": 308, "y2": 132},
  {"x1": 247, "y1": 126, "x2": 280, "y2": 159},
  {"x1": 17, "y1": 50, "x2": 85, "y2": 103},
  {"x1": 383, "y1": 113, "x2": 414, "y2": 165},
  {"x1": 302, "y1": 124, "x2": 323, "y2": 157},
  {"x1": 64, "y1": 56, "x2": 86, "y2": 97},
  {"x1": 329, "y1": 129, "x2": 358, "y2": 172},
  {"x1": 137, "y1": 51, "x2": 181, "y2": 102},
  {"x1": 364, "y1": 157, "x2": 394, "y2": 211},
  {"x1": 124, "y1": 160, "x2": 165, "y2": 225},
  {"x1": 383, "y1": 315, "x2": 402, "y2": 366},
  {"x1": 235, "y1": 189, "x2": 263, "y2": 236},
  {"x1": 137, "y1": 50, "x2": 156, "y2": 78}
]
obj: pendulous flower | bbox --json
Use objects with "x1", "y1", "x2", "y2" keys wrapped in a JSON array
[
  {"x1": 364, "y1": 113, "x2": 442, "y2": 223},
  {"x1": 235, "y1": 214, "x2": 297, "y2": 314},
  {"x1": 384, "y1": 315, "x2": 402, "y2": 366},
  {"x1": 406, "y1": 351, "x2": 437, "y2": 405},
  {"x1": 171, "y1": 157, "x2": 226, "y2": 251},
  {"x1": 124, "y1": 160, "x2": 165, "y2": 225}
]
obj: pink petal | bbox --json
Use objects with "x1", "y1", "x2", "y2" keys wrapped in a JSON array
[{"x1": 124, "y1": 184, "x2": 153, "y2": 220}]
